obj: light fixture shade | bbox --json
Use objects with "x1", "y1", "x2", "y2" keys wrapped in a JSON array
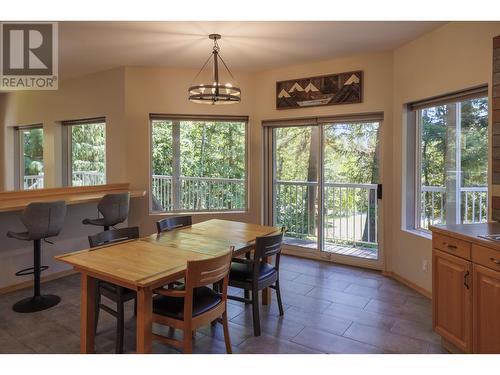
[{"x1": 188, "y1": 34, "x2": 241, "y2": 105}]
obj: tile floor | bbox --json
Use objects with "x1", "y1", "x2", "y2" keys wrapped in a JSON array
[{"x1": 0, "y1": 255, "x2": 446, "y2": 354}]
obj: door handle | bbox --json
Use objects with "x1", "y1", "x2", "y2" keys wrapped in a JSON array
[
  {"x1": 463, "y1": 271, "x2": 470, "y2": 290},
  {"x1": 490, "y1": 257, "x2": 500, "y2": 265}
]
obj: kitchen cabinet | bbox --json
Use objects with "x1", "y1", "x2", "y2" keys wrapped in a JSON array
[
  {"x1": 430, "y1": 224, "x2": 500, "y2": 353},
  {"x1": 473, "y1": 263, "x2": 500, "y2": 353},
  {"x1": 432, "y1": 248, "x2": 472, "y2": 352}
]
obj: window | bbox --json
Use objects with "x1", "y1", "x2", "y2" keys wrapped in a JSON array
[
  {"x1": 150, "y1": 115, "x2": 248, "y2": 212},
  {"x1": 16, "y1": 125, "x2": 44, "y2": 190},
  {"x1": 63, "y1": 118, "x2": 106, "y2": 186},
  {"x1": 407, "y1": 87, "x2": 488, "y2": 230}
]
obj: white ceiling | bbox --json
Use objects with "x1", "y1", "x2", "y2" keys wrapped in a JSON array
[{"x1": 58, "y1": 21, "x2": 445, "y2": 79}]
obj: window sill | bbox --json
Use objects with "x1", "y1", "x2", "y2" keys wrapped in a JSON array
[{"x1": 401, "y1": 228, "x2": 432, "y2": 240}]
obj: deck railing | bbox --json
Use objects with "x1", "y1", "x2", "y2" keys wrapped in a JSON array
[
  {"x1": 152, "y1": 175, "x2": 246, "y2": 211},
  {"x1": 23, "y1": 171, "x2": 105, "y2": 189},
  {"x1": 23, "y1": 175, "x2": 44, "y2": 189},
  {"x1": 420, "y1": 185, "x2": 488, "y2": 228},
  {"x1": 71, "y1": 171, "x2": 106, "y2": 186},
  {"x1": 274, "y1": 180, "x2": 378, "y2": 247}
]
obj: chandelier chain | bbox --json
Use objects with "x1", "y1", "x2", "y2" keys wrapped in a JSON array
[{"x1": 213, "y1": 38, "x2": 220, "y2": 52}]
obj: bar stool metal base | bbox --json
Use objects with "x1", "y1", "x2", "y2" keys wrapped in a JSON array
[{"x1": 12, "y1": 294, "x2": 61, "y2": 313}]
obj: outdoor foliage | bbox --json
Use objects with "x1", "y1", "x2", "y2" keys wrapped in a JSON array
[
  {"x1": 152, "y1": 120, "x2": 245, "y2": 179},
  {"x1": 71, "y1": 123, "x2": 106, "y2": 173},
  {"x1": 151, "y1": 120, "x2": 246, "y2": 211},
  {"x1": 274, "y1": 123, "x2": 379, "y2": 246},
  {"x1": 70, "y1": 123, "x2": 106, "y2": 186},
  {"x1": 22, "y1": 128, "x2": 44, "y2": 176},
  {"x1": 420, "y1": 98, "x2": 488, "y2": 228}
]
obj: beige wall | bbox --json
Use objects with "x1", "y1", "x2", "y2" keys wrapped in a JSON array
[
  {"x1": 2, "y1": 21, "x2": 500, "y2": 293},
  {"x1": 392, "y1": 22, "x2": 500, "y2": 291},
  {"x1": 1, "y1": 68, "x2": 127, "y2": 190}
]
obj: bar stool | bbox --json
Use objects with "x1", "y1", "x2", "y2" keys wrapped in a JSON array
[
  {"x1": 82, "y1": 192, "x2": 130, "y2": 231},
  {"x1": 7, "y1": 200, "x2": 67, "y2": 313}
]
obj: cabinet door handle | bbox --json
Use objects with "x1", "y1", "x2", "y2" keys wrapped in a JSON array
[
  {"x1": 463, "y1": 271, "x2": 470, "y2": 290},
  {"x1": 443, "y1": 242, "x2": 457, "y2": 250},
  {"x1": 490, "y1": 257, "x2": 500, "y2": 265}
]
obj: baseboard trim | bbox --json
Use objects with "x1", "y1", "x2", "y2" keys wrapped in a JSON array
[
  {"x1": 0, "y1": 269, "x2": 77, "y2": 295},
  {"x1": 382, "y1": 271, "x2": 432, "y2": 300}
]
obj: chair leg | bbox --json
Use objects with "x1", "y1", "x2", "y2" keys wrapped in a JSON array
[
  {"x1": 183, "y1": 328, "x2": 193, "y2": 354},
  {"x1": 221, "y1": 311, "x2": 232, "y2": 354},
  {"x1": 94, "y1": 286, "x2": 101, "y2": 334},
  {"x1": 251, "y1": 287, "x2": 261, "y2": 336},
  {"x1": 116, "y1": 294, "x2": 124, "y2": 354},
  {"x1": 275, "y1": 280, "x2": 284, "y2": 316}
]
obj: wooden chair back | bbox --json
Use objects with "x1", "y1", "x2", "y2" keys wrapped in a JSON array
[
  {"x1": 156, "y1": 215, "x2": 192, "y2": 233},
  {"x1": 152, "y1": 248, "x2": 234, "y2": 353},
  {"x1": 88, "y1": 226, "x2": 139, "y2": 248},
  {"x1": 251, "y1": 228, "x2": 285, "y2": 278},
  {"x1": 183, "y1": 249, "x2": 233, "y2": 322},
  {"x1": 186, "y1": 249, "x2": 233, "y2": 289}
]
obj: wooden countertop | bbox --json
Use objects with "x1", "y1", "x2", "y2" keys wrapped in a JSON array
[
  {"x1": 430, "y1": 223, "x2": 500, "y2": 251},
  {"x1": 0, "y1": 183, "x2": 145, "y2": 213}
]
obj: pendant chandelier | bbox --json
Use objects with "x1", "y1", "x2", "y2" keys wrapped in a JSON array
[{"x1": 188, "y1": 34, "x2": 241, "y2": 105}]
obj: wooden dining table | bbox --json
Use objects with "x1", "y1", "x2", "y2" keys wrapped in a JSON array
[{"x1": 55, "y1": 219, "x2": 280, "y2": 354}]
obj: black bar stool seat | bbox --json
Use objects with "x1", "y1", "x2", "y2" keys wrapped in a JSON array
[
  {"x1": 82, "y1": 192, "x2": 130, "y2": 231},
  {"x1": 82, "y1": 218, "x2": 106, "y2": 227},
  {"x1": 7, "y1": 200, "x2": 67, "y2": 313}
]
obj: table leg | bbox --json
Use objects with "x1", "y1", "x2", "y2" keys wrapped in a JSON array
[
  {"x1": 136, "y1": 287, "x2": 153, "y2": 354},
  {"x1": 262, "y1": 256, "x2": 272, "y2": 305},
  {"x1": 80, "y1": 273, "x2": 96, "y2": 354}
]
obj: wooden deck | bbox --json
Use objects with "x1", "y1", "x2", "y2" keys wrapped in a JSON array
[{"x1": 284, "y1": 237, "x2": 378, "y2": 260}]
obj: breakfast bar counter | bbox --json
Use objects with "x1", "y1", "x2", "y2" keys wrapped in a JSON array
[
  {"x1": 0, "y1": 184, "x2": 145, "y2": 292},
  {"x1": 0, "y1": 183, "x2": 145, "y2": 213}
]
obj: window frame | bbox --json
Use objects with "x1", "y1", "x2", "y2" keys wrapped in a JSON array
[
  {"x1": 15, "y1": 124, "x2": 44, "y2": 190},
  {"x1": 406, "y1": 86, "x2": 489, "y2": 232},
  {"x1": 62, "y1": 117, "x2": 107, "y2": 187},
  {"x1": 149, "y1": 114, "x2": 249, "y2": 214}
]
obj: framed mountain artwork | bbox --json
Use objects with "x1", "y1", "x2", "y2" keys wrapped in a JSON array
[{"x1": 276, "y1": 70, "x2": 363, "y2": 109}]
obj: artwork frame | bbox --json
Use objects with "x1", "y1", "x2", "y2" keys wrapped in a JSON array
[{"x1": 276, "y1": 70, "x2": 363, "y2": 110}]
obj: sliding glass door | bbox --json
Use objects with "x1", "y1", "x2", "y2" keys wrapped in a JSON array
[
  {"x1": 273, "y1": 126, "x2": 319, "y2": 249},
  {"x1": 270, "y1": 121, "x2": 381, "y2": 267},
  {"x1": 322, "y1": 122, "x2": 379, "y2": 260}
]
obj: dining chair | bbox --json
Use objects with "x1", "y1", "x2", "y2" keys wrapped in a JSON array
[
  {"x1": 227, "y1": 228, "x2": 285, "y2": 336},
  {"x1": 88, "y1": 226, "x2": 139, "y2": 353},
  {"x1": 156, "y1": 215, "x2": 192, "y2": 233},
  {"x1": 152, "y1": 249, "x2": 233, "y2": 354}
]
